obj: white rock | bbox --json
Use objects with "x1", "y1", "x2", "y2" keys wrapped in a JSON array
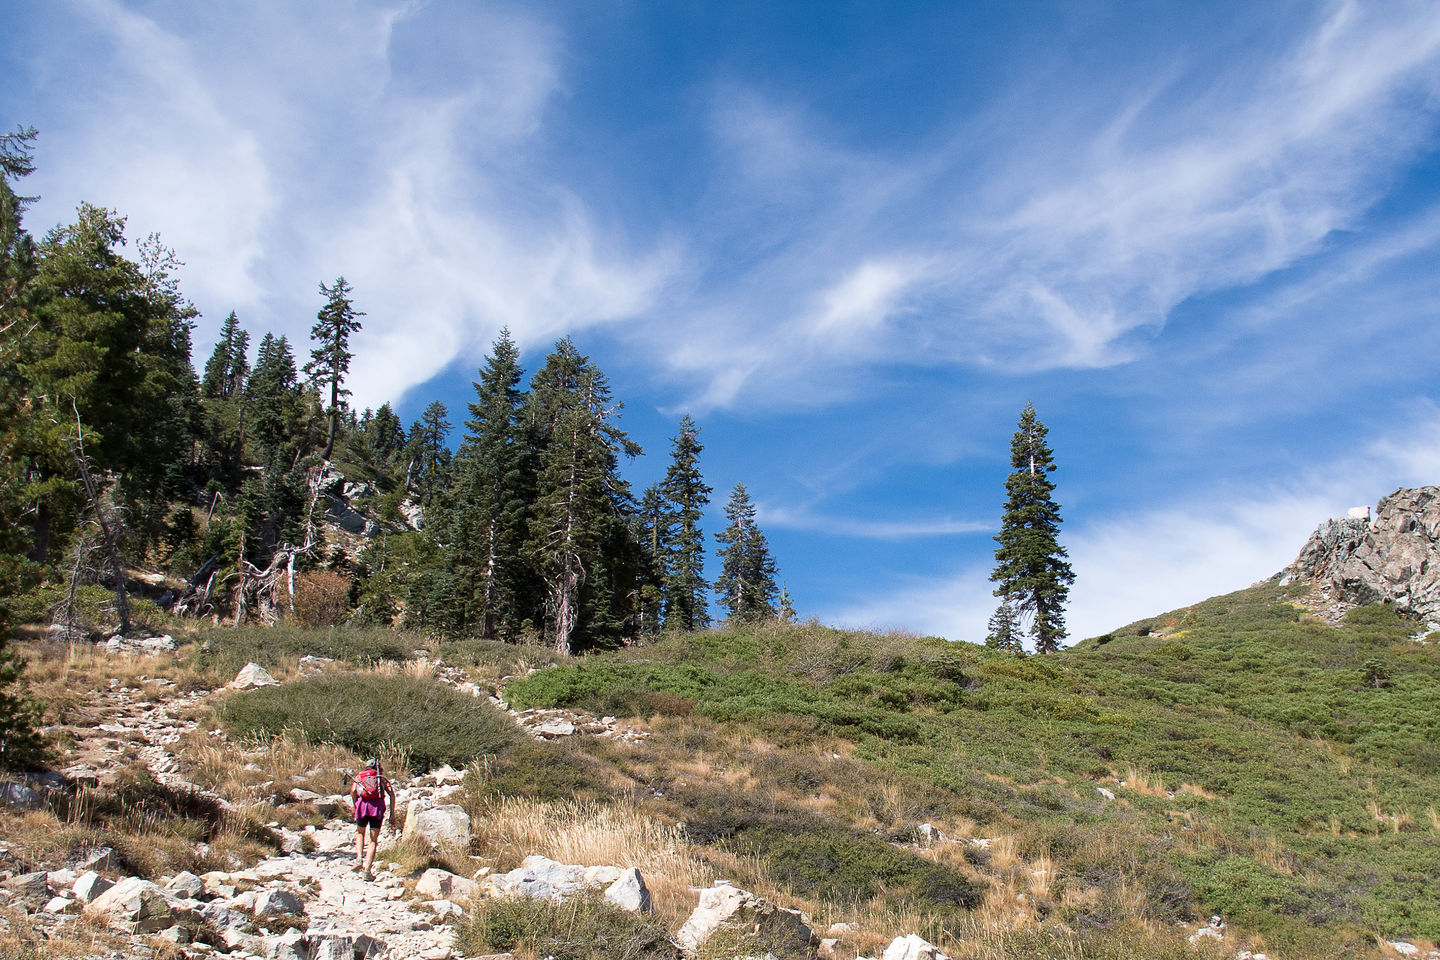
[
  {"x1": 1391, "y1": 944, "x2": 1420, "y2": 958},
  {"x1": 87, "y1": 876, "x2": 191, "y2": 932},
  {"x1": 604, "y1": 867, "x2": 651, "y2": 912},
  {"x1": 232, "y1": 663, "x2": 280, "y2": 689},
  {"x1": 916, "y1": 823, "x2": 945, "y2": 845},
  {"x1": 1188, "y1": 926, "x2": 1223, "y2": 944},
  {"x1": 534, "y1": 719, "x2": 577, "y2": 737},
  {"x1": 882, "y1": 934, "x2": 952, "y2": 960},
  {"x1": 414, "y1": 868, "x2": 478, "y2": 902},
  {"x1": 43, "y1": 895, "x2": 77, "y2": 914},
  {"x1": 676, "y1": 881, "x2": 813, "y2": 957},
  {"x1": 46, "y1": 868, "x2": 77, "y2": 889},
  {"x1": 402, "y1": 803, "x2": 472, "y2": 849},
  {"x1": 106, "y1": 634, "x2": 178, "y2": 655},
  {"x1": 73, "y1": 871, "x2": 114, "y2": 903},
  {"x1": 1096, "y1": 787, "x2": 1116, "y2": 801},
  {"x1": 265, "y1": 929, "x2": 307, "y2": 960},
  {"x1": 166, "y1": 871, "x2": 205, "y2": 899}
]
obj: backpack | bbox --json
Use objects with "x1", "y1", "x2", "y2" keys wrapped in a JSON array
[{"x1": 356, "y1": 769, "x2": 383, "y2": 803}]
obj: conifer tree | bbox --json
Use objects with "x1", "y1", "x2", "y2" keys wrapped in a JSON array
[
  {"x1": 985, "y1": 601, "x2": 1024, "y2": 654},
  {"x1": 452, "y1": 331, "x2": 533, "y2": 639},
  {"x1": 524, "y1": 338, "x2": 640, "y2": 654},
  {"x1": 990, "y1": 402, "x2": 1074, "y2": 654},
  {"x1": 248, "y1": 333, "x2": 303, "y2": 468},
  {"x1": 714, "y1": 482, "x2": 779, "y2": 622},
  {"x1": 0, "y1": 125, "x2": 48, "y2": 770},
  {"x1": 634, "y1": 483, "x2": 667, "y2": 636},
  {"x1": 201, "y1": 311, "x2": 250, "y2": 399},
  {"x1": 659, "y1": 415, "x2": 710, "y2": 631},
  {"x1": 305, "y1": 276, "x2": 363, "y2": 460},
  {"x1": 408, "y1": 400, "x2": 452, "y2": 504}
]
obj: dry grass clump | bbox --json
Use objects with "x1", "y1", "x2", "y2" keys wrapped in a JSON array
[
  {"x1": 177, "y1": 728, "x2": 360, "y2": 801},
  {"x1": 1118, "y1": 764, "x2": 1169, "y2": 797},
  {"x1": 469, "y1": 794, "x2": 714, "y2": 923},
  {"x1": 0, "y1": 904, "x2": 132, "y2": 959},
  {"x1": 280, "y1": 570, "x2": 353, "y2": 627},
  {"x1": 2, "y1": 767, "x2": 278, "y2": 880}
]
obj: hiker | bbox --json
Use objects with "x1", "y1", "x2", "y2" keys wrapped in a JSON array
[{"x1": 350, "y1": 758, "x2": 398, "y2": 877}]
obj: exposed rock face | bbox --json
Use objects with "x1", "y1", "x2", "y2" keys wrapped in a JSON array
[{"x1": 1280, "y1": 486, "x2": 1440, "y2": 628}]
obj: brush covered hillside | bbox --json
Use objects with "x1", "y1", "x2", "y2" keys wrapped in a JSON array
[{"x1": 2, "y1": 580, "x2": 1437, "y2": 960}]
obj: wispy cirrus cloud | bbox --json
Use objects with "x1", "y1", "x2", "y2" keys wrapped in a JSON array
[
  {"x1": 22, "y1": 0, "x2": 676, "y2": 408},
  {"x1": 648, "y1": 1, "x2": 1440, "y2": 411}
]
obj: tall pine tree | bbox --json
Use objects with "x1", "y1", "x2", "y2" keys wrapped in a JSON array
[
  {"x1": 524, "y1": 338, "x2": 640, "y2": 654},
  {"x1": 989, "y1": 402, "x2": 1074, "y2": 654},
  {"x1": 452, "y1": 330, "x2": 533, "y2": 639},
  {"x1": 659, "y1": 415, "x2": 710, "y2": 631},
  {"x1": 304, "y1": 276, "x2": 363, "y2": 460},
  {"x1": 714, "y1": 482, "x2": 779, "y2": 622}
]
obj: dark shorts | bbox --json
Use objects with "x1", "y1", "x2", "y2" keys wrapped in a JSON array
[{"x1": 357, "y1": 814, "x2": 383, "y2": 830}]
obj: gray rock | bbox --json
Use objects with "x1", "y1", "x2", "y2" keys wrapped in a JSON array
[
  {"x1": 676, "y1": 881, "x2": 814, "y2": 958},
  {"x1": 0, "y1": 780, "x2": 44, "y2": 810},
  {"x1": 73, "y1": 871, "x2": 115, "y2": 903},
  {"x1": 307, "y1": 933, "x2": 355, "y2": 960},
  {"x1": 254, "y1": 887, "x2": 305, "y2": 916},
  {"x1": 3, "y1": 871, "x2": 52, "y2": 900},
  {"x1": 43, "y1": 895, "x2": 78, "y2": 914},
  {"x1": 266, "y1": 929, "x2": 308, "y2": 960},
  {"x1": 1282, "y1": 487, "x2": 1440, "y2": 628},
  {"x1": 484, "y1": 856, "x2": 640, "y2": 906}
]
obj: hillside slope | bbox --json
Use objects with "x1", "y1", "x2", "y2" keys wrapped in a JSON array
[{"x1": 504, "y1": 583, "x2": 1440, "y2": 958}]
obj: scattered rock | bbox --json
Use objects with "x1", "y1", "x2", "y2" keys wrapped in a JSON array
[
  {"x1": 916, "y1": 823, "x2": 945, "y2": 845},
  {"x1": 881, "y1": 933, "x2": 952, "y2": 960},
  {"x1": 165, "y1": 870, "x2": 205, "y2": 899},
  {"x1": 232, "y1": 662, "x2": 280, "y2": 689},
  {"x1": 483, "y1": 855, "x2": 651, "y2": 912},
  {"x1": 676, "y1": 881, "x2": 814, "y2": 957},
  {"x1": 0, "y1": 779, "x2": 44, "y2": 809},
  {"x1": 105, "y1": 634, "x2": 178, "y2": 655},
  {"x1": 1097, "y1": 786, "x2": 1117, "y2": 801}
]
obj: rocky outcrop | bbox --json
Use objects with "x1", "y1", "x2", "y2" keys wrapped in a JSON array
[
  {"x1": 483, "y1": 855, "x2": 651, "y2": 912},
  {"x1": 676, "y1": 881, "x2": 815, "y2": 957},
  {"x1": 1280, "y1": 486, "x2": 1440, "y2": 629}
]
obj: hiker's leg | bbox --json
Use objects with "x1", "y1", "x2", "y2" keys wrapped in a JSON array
[
  {"x1": 355, "y1": 824, "x2": 367, "y2": 864},
  {"x1": 362, "y1": 825, "x2": 380, "y2": 873}
]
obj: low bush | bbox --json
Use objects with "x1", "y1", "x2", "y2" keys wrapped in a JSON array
[
  {"x1": 282, "y1": 570, "x2": 353, "y2": 627},
  {"x1": 457, "y1": 893, "x2": 673, "y2": 960},
  {"x1": 188, "y1": 624, "x2": 413, "y2": 681},
  {"x1": 218, "y1": 672, "x2": 521, "y2": 771}
]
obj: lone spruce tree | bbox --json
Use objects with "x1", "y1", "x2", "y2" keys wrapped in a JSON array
[
  {"x1": 714, "y1": 482, "x2": 779, "y2": 622},
  {"x1": 990, "y1": 402, "x2": 1074, "y2": 654},
  {"x1": 660, "y1": 415, "x2": 710, "y2": 631},
  {"x1": 305, "y1": 276, "x2": 364, "y2": 460}
]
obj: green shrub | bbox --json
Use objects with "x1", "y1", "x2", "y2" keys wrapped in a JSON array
[
  {"x1": 218, "y1": 673, "x2": 520, "y2": 771},
  {"x1": 457, "y1": 893, "x2": 673, "y2": 960}
]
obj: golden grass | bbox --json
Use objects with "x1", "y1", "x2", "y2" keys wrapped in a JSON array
[
  {"x1": 1118, "y1": 764, "x2": 1168, "y2": 797},
  {"x1": 1176, "y1": 782, "x2": 1218, "y2": 800},
  {"x1": 468, "y1": 794, "x2": 714, "y2": 925},
  {"x1": 1428, "y1": 806, "x2": 1439, "y2": 833}
]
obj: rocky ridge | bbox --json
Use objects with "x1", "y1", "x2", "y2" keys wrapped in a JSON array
[{"x1": 1280, "y1": 485, "x2": 1440, "y2": 630}]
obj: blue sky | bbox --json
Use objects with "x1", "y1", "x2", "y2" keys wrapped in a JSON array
[{"x1": 7, "y1": 0, "x2": 1440, "y2": 643}]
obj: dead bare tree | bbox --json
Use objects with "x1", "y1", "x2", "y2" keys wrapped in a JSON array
[{"x1": 64, "y1": 402, "x2": 130, "y2": 637}]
